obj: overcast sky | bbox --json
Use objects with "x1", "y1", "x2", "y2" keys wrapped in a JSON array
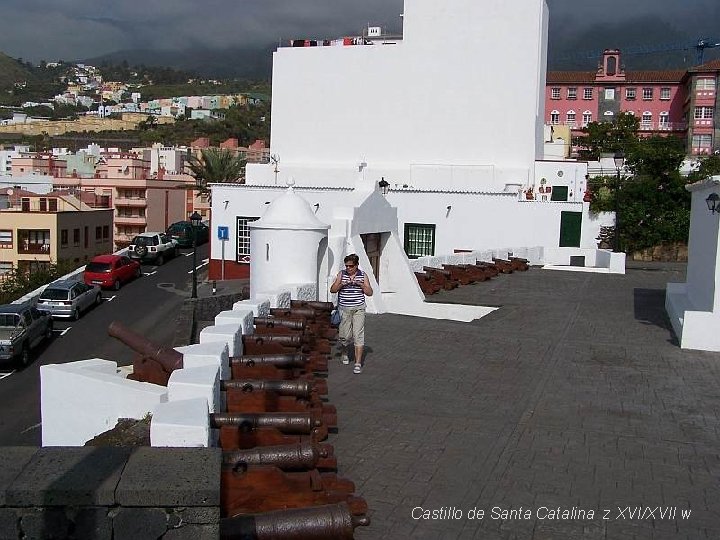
[{"x1": 1, "y1": 0, "x2": 719, "y2": 63}]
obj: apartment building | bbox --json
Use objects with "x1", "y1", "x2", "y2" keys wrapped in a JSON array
[
  {"x1": 0, "y1": 188, "x2": 113, "y2": 276},
  {"x1": 546, "y1": 50, "x2": 720, "y2": 156}
]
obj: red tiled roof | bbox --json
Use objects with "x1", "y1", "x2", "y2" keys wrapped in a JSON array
[
  {"x1": 690, "y1": 58, "x2": 720, "y2": 72},
  {"x1": 624, "y1": 70, "x2": 686, "y2": 82},
  {"x1": 547, "y1": 71, "x2": 596, "y2": 84},
  {"x1": 548, "y1": 69, "x2": 686, "y2": 84}
]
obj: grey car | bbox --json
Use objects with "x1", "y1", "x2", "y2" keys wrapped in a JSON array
[
  {"x1": 36, "y1": 280, "x2": 102, "y2": 320},
  {"x1": 0, "y1": 303, "x2": 53, "y2": 367}
]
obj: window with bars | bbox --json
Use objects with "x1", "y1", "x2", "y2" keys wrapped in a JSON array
[
  {"x1": 567, "y1": 87, "x2": 577, "y2": 99},
  {"x1": 692, "y1": 134, "x2": 713, "y2": 148},
  {"x1": 660, "y1": 87, "x2": 671, "y2": 100},
  {"x1": 236, "y1": 216, "x2": 259, "y2": 263},
  {"x1": 550, "y1": 111, "x2": 559, "y2": 124},
  {"x1": 582, "y1": 112, "x2": 593, "y2": 126},
  {"x1": 642, "y1": 87, "x2": 653, "y2": 100},
  {"x1": 551, "y1": 87, "x2": 560, "y2": 99},
  {"x1": 625, "y1": 88, "x2": 636, "y2": 100},
  {"x1": 659, "y1": 113, "x2": 669, "y2": 127},
  {"x1": 694, "y1": 106, "x2": 714, "y2": 119},
  {"x1": 404, "y1": 223, "x2": 436, "y2": 259},
  {"x1": 583, "y1": 88, "x2": 593, "y2": 100}
]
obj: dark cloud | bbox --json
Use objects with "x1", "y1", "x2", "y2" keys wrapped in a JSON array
[{"x1": 0, "y1": 0, "x2": 718, "y2": 66}]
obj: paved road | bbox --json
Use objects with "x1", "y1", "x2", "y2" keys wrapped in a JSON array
[
  {"x1": 0, "y1": 243, "x2": 209, "y2": 446},
  {"x1": 328, "y1": 261, "x2": 720, "y2": 540}
]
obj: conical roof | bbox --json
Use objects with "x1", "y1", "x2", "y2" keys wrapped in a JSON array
[{"x1": 250, "y1": 182, "x2": 329, "y2": 230}]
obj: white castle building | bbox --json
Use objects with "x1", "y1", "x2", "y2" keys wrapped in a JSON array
[{"x1": 209, "y1": 0, "x2": 621, "y2": 310}]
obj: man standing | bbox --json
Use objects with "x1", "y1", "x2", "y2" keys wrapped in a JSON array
[{"x1": 330, "y1": 253, "x2": 373, "y2": 374}]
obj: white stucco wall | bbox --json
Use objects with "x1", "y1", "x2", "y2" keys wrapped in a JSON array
[{"x1": 252, "y1": 0, "x2": 548, "y2": 190}]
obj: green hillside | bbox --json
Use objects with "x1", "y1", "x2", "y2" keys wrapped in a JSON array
[{"x1": 0, "y1": 52, "x2": 35, "y2": 90}]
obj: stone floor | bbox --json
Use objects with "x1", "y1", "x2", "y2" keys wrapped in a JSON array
[{"x1": 327, "y1": 262, "x2": 720, "y2": 540}]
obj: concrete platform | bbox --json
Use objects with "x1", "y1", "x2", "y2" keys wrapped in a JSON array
[{"x1": 327, "y1": 261, "x2": 720, "y2": 539}]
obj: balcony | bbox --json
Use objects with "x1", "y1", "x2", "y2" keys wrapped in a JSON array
[
  {"x1": 18, "y1": 243, "x2": 51, "y2": 255},
  {"x1": 114, "y1": 197, "x2": 147, "y2": 207},
  {"x1": 114, "y1": 216, "x2": 147, "y2": 226},
  {"x1": 638, "y1": 122, "x2": 687, "y2": 132}
]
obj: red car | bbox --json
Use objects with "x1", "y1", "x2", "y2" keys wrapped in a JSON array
[{"x1": 83, "y1": 255, "x2": 141, "y2": 290}]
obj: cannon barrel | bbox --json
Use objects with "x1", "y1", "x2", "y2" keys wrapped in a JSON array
[
  {"x1": 211, "y1": 413, "x2": 320, "y2": 434},
  {"x1": 222, "y1": 442, "x2": 332, "y2": 470},
  {"x1": 243, "y1": 335, "x2": 304, "y2": 347},
  {"x1": 269, "y1": 307, "x2": 317, "y2": 320},
  {"x1": 220, "y1": 502, "x2": 369, "y2": 540},
  {"x1": 290, "y1": 300, "x2": 334, "y2": 312},
  {"x1": 221, "y1": 379, "x2": 313, "y2": 398},
  {"x1": 255, "y1": 317, "x2": 306, "y2": 331},
  {"x1": 108, "y1": 321, "x2": 182, "y2": 370},
  {"x1": 231, "y1": 354, "x2": 311, "y2": 369}
]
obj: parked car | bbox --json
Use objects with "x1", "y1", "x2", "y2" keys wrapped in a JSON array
[
  {"x1": 128, "y1": 232, "x2": 179, "y2": 264},
  {"x1": 36, "y1": 280, "x2": 102, "y2": 320},
  {"x1": 166, "y1": 221, "x2": 210, "y2": 248},
  {"x1": 0, "y1": 303, "x2": 53, "y2": 367},
  {"x1": 84, "y1": 254, "x2": 141, "y2": 290}
]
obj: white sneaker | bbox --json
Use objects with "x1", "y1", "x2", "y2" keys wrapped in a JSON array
[
  {"x1": 353, "y1": 364, "x2": 362, "y2": 374},
  {"x1": 341, "y1": 354, "x2": 350, "y2": 365}
]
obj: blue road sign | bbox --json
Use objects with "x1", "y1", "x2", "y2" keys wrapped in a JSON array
[{"x1": 218, "y1": 226, "x2": 229, "y2": 240}]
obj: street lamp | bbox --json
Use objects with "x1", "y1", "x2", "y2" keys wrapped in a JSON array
[
  {"x1": 378, "y1": 177, "x2": 390, "y2": 195},
  {"x1": 190, "y1": 211, "x2": 202, "y2": 299},
  {"x1": 613, "y1": 151, "x2": 625, "y2": 252}
]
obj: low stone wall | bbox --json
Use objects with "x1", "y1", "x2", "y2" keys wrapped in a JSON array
[
  {"x1": 631, "y1": 242, "x2": 688, "y2": 262},
  {"x1": 0, "y1": 447, "x2": 220, "y2": 540},
  {"x1": 172, "y1": 289, "x2": 249, "y2": 348}
]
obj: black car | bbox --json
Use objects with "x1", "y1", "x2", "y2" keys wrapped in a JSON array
[{"x1": 166, "y1": 221, "x2": 210, "y2": 248}]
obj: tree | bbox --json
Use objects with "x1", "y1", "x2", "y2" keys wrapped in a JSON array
[
  {"x1": 185, "y1": 148, "x2": 246, "y2": 202},
  {"x1": 687, "y1": 154, "x2": 720, "y2": 183},
  {"x1": 577, "y1": 111, "x2": 639, "y2": 161}
]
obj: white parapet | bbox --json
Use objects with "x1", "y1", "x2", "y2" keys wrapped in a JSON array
[
  {"x1": 167, "y1": 365, "x2": 221, "y2": 413},
  {"x1": 199, "y1": 323, "x2": 243, "y2": 357},
  {"x1": 174, "y1": 341, "x2": 230, "y2": 381},
  {"x1": 286, "y1": 283, "x2": 317, "y2": 301},
  {"x1": 232, "y1": 298, "x2": 271, "y2": 317},
  {"x1": 215, "y1": 309, "x2": 255, "y2": 335},
  {"x1": 40, "y1": 359, "x2": 168, "y2": 447},
  {"x1": 150, "y1": 397, "x2": 210, "y2": 447},
  {"x1": 255, "y1": 289, "x2": 292, "y2": 308}
]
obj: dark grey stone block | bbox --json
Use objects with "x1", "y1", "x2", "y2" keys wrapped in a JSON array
[
  {"x1": 6, "y1": 447, "x2": 132, "y2": 507},
  {"x1": 0, "y1": 508, "x2": 20, "y2": 540},
  {"x1": 162, "y1": 524, "x2": 219, "y2": 540},
  {"x1": 19, "y1": 507, "x2": 71, "y2": 540},
  {"x1": 113, "y1": 507, "x2": 168, "y2": 540},
  {"x1": 0, "y1": 447, "x2": 37, "y2": 506},
  {"x1": 72, "y1": 507, "x2": 113, "y2": 540},
  {"x1": 116, "y1": 447, "x2": 221, "y2": 507},
  {"x1": 175, "y1": 506, "x2": 221, "y2": 525}
]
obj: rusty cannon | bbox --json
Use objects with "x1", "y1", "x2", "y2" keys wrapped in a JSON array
[
  {"x1": 491, "y1": 257, "x2": 514, "y2": 273},
  {"x1": 222, "y1": 441, "x2": 337, "y2": 471},
  {"x1": 242, "y1": 334, "x2": 333, "y2": 356},
  {"x1": 221, "y1": 379, "x2": 337, "y2": 420},
  {"x1": 219, "y1": 502, "x2": 370, "y2": 540},
  {"x1": 450, "y1": 264, "x2": 491, "y2": 282},
  {"x1": 509, "y1": 256, "x2": 530, "y2": 271},
  {"x1": 441, "y1": 264, "x2": 478, "y2": 285},
  {"x1": 107, "y1": 321, "x2": 183, "y2": 386},
  {"x1": 250, "y1": 328, "x2": 333, "y2": 355},
  {"x1": 414, "y1": 272, "x2": 442, "y2": 295},
  {"x1": 211, "y1": 412, "x2": 330, "y2": 447},
  {"x1": 255, "y1": 317, "x2": 338, "y2": 342},
  {"x1": 221, "y1": 465, "x2": 361, "y2": 516},
  {"x1": 474, "y1": 261, "x2": 500, "y2": 277},
  {"x1": 290, "y1": 300, "x2": 334, "y2": 313},
  {"x1": 269, "y1": 307, "x2": 319, "y2": 321},
  {"x1": 422, "y1": 266, "x2": 460, "y2": 290},
  {"x1": 230, "y1": 354, "x2": 329, "y2": 378}
]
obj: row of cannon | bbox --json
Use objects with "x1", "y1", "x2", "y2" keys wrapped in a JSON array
[
  {"x1": 108, "y1": 300, "x2": 370, "y2": 540},
  {"x1": 415, "y1": 257, "x2": 530, "y2": 294}
]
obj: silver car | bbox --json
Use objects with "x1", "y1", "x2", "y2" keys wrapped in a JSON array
[{"x1": 37, "y1": 280, "x2": 102, "y2": 320}]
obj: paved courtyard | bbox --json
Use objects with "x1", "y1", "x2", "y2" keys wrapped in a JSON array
[{"x1": 328, "y1": 262, "x2": 720, "y2": 539}]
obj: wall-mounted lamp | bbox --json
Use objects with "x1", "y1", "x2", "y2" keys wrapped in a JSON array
[
  {"x1": 706, "y1": 193, "x2": 720, "y2": 214},
  {"x1": 264, "y1": 201, "x2": 271, "y2": 205},
  {"x1": 313, "y1": 203, "x2": 320, "y2": 213},
  {"x1": 378, "y1": 177, "x2": 390, "y2": 195}
]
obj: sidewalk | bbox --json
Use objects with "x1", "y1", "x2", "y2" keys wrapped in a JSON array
[{"x1": 328, "y1": 262, "x2": 720, "y2": 539}]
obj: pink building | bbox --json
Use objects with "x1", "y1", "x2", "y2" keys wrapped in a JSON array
[{"x1": 546, "y1": 50, "x2": 719, "y2": 156}]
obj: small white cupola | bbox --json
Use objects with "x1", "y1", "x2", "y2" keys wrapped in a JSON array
[{"x1": 249, "y1": 179, "x2": 330, "y2": 299}]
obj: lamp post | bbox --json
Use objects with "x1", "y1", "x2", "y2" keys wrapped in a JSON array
[
  {"x1": 190, "y1": 211, "x2": 202, "y2": 299},
  {"x1": 378, "y1": 177, "x2": 390, "y2": 195},
  {"x1": 613, "y1": 151, "x2": 625, "y2": 252}
]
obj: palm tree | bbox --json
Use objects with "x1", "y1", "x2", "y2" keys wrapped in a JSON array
[{"x1": 185, "y1": 148, "x2": 246, "y2": 203}]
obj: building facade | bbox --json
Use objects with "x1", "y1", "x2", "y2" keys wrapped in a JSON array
[
  {"x1": 0, "y1": 189, "x2": 113, "y2": 275},
  {"x1": 546, "y1": 51, "x2": 720, "y2": 156}
]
